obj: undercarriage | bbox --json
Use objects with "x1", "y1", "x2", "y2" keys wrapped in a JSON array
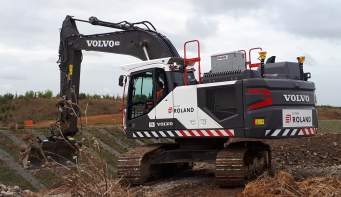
[{"x1": 117, "y1": 139, "x2": 271, "y2": 187}]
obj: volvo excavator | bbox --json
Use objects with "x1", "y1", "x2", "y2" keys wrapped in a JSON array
[{"x1": 25, "y1": 15, "x2": 318, "y2": 187}]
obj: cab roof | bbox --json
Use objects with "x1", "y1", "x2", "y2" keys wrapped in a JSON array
[{"x1": 119, "y1": 57, "x2": 191, "y2": 73}]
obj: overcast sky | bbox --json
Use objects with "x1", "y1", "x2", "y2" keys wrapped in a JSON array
[{"x1": 0, "y1": 0, "x2": 340, "y2": 106}]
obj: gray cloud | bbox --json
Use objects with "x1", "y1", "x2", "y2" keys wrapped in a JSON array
[{"x1": 189, "y1": 0, "x2": 341, "y2": 40}]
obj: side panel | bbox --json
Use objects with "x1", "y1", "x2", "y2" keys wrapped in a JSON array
[
  {"x1": 197, "y1": 80, "x2": 245, "y2": 129},
  {"x1": 173, "y1": 86, "x2": 198, "y2": 129},
  {"x1": 154, "y1": 92, "x2": 174, "y2": 130}
]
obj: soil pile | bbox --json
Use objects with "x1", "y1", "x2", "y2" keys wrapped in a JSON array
[
  {"x1": 237, "y1": 171, "x2": 341, "y2": 197},
  {"x1": 266, "y1": 133, "x2": 341, "y2": 178}
]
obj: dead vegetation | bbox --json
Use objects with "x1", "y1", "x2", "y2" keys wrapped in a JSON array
[
  {"x1": 19, "y1": 97, "x2": 132, "y2": 196},
  {"x1": 237, "y1": 171, "x2": 341, "y2": 197},
  {"x1": 0, "y1": 97, "x2": 123, "y2": 125}
]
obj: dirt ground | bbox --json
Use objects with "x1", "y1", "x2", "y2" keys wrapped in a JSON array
[
  {"x1": 317, "y1": 107, "x2": 341, "y2": 120},
  {"x1": 19, "y1": 114, "x2": 122, "y2": 128},
  {"x1": 124, "y1": 133, "x2": 341, "y2": 197}
]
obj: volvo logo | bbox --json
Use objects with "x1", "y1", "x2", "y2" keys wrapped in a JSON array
[
  {"x1": 86, "y1": 40, "x2": 120, "y2": 47},
  {"x1": 283, "y1": 94, "x2": 310, "y2": 102}
]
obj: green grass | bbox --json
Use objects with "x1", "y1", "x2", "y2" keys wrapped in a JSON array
[
  {"x1": 0, "y1": 133, "x2": 21, "y2": 162},
  {"x1": 77, "y1": 133, "x2": 118, "y2": 169},
  {"x1": 316, "y1": 105, "x2": 341, "y2": 109},
  {"x1": 105, "y1": 127, "x2": 145, "y2": 148},
  {"x1": 86, "y1": 129, "x2": 128, "y2": 154},
  {"x1": 31, "y1": 128, "x2": 51, "y2": 136},
  {"x1": 33, "y1": 171, "x2": 62, "y2": 188},
  {"x1": 318, "y1": 120, "x2": 341, "y2": 134},
  {"x1": 0, "y1": 159, "x2": 38, "y2": 192}
]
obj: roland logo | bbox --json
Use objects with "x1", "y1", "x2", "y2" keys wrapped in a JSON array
[
  {"x1": 283, "y1": 94, "x2": 310, "y2": 102},
  {"x1": 86, "y1": 40, "x2": 120, "y2": 47}
]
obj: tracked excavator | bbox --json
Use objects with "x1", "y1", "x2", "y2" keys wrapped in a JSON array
[{"x1": 25, "y1": 15, "x2": 318, "y2": 187}]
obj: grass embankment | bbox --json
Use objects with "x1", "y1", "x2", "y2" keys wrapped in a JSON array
[
  {"x1": 0, "y1": 131, "x2": 62, "y2": 189},
  {"x1": 0, "y1": 98, "x2": 123, "y2": 125},
  {"x1": 0, "y1": 159, "x2": 38, "y2": 192}
]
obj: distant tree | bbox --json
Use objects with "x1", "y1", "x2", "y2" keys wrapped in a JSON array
[
  {"x1": 3, "y1": 93, "x2": 14, "y2": 100},
  {"x1": 38, "y1": 91, "x2": 44, "y2": 98},
  {"x1": 79, "y1": 93, "x2": 86, "y2": 100},
  {"x1": 93, "y1": 94, "x2": 101, "y2": 99},
  {"x1": 43, "y1": 90, "x2": 53, "y2": 98}
]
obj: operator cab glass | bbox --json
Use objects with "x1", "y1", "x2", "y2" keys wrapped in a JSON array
[
  {"x1": 172, "y1": 71, "x2": 195, "y2": 87},
  {"x1": 128, "y1": 70, "x2": 154, "y2": 120}
]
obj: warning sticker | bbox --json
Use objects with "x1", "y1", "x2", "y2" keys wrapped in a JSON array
[{"x1": 217, "y1": 55, "x2": 228, "y2": 60}]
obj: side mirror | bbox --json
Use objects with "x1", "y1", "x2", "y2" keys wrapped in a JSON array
[
  {"x1": 118, "y1": 75, "x2": 124, "y2": 87},
  {"x1": 179, "y1": 65, "x2": 187, "y2": 73}
]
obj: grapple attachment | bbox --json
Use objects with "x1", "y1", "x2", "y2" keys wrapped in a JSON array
[{"x1": 24, "y1": 135, "x2": 82, "y2": 170}]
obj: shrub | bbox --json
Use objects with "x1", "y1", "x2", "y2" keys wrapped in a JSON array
[
  {"x1": 18, "y1": 95, "x2": 25, "y2": 100},
  {"x1": 93, "y1": 94, "x2": 101, "y2": 99},
  {"x1": 0, "y1": 114, "x2": 4, "y2": 120},
  {"x1": 25, "y1": 91, "x2": 34, "y2": 99},
  {"x1": 79, "y1": 93, "x2": 86, "y2": 100},
  {"x1": 3, "y1": 93, "x2": 14, "y2": 100},
  {"x1": 44, "y1": 90, "x2": 53, "y2": 98},
  {"x1": 55, "y1": 93, "x2": 60, "y2": 98},
  {"x1": 38, "y1": 91, "x2": 44, "y2": 98}
]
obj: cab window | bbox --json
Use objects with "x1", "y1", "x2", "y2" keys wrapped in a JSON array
[
  {"x1": 172, "y1": 72, "x2": 195, "y2": 87},
  {"x1": 156, "y1": 69, "x2": 168, "y2": 102},
  {"x1": 128, "y1": 71, "x2": 154, "y2": 120}
]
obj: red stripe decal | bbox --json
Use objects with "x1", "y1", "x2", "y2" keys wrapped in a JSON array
[
  {"x1": 205, "y1": 130, "x2": 214, "y2": 136},
  {"x1": 196, "y1": 130, "x2": 205, "y2": 136},
  {"x1": 188, "y1": 130, "x2": 196, "y2": 136},
  {"x1": 215, "y1": 130, "x2": 224, "y2": 136},
  {"x1": 314, "y1": 128, "x2": 317, "y2": 134},
  {"x1": 302, "y1": 129, "x2": 307, "y2": 135},
  {"x1": 179, "y1": 130, "x2": 187, "y2": 137},
  {"x1": 308, "y1": 128, "x2": 312, "y2": 135},
  {"x1": 224, "y1": 129, "x2": 234, "y2": 136}
]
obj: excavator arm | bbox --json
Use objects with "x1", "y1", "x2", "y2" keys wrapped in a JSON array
[
  {"x1": 58, "y1": 15, "x2": 180, "y2": 137},
  {"x1": 25, "y1": 15, "x2": 180, "y2": 170}
]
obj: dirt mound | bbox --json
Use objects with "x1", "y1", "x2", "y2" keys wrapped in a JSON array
[
  {"x1": 265, "y1": 134, "x2": 341, "y2": 179},
  {"x1": 317, "y1": 107, "x2": 341, "y2": 120},
  {"x1": 237, "y1": 171, "x2": 341, "y2": 197}
]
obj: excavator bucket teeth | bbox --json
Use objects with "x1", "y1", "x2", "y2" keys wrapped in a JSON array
[{"x1": 24, "y1": 135, "x2": 81, "y2": 170}]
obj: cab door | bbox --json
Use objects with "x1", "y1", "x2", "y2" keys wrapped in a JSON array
[
  {"x1": 126, "y1": 69, "x2": 155, "y2": 131},
  {"x1": 155, "y1": 68, "x2": 174, "y2": 131}
]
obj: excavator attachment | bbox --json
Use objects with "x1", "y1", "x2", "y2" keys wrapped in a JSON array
[{"x1": 24, "y1": 135, "x2": 81, "y2": 170}]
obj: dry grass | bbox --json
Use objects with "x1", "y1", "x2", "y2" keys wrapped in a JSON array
[
  {"x1": 20, "y1": 97, "x2": 131, "y2": 196},
  {"x1": 0, "y1": 98, "x2": 122, "y2": 125},
  {"x1": 237, "y1": 171, "x2": 341, "y2": 197}
]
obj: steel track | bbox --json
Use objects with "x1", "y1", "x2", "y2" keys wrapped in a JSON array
[
  {"x1": 215, "y1": 142, "x2": 271, "y2": 188},
  {"x1": 117, "y1": 144, "x2": 162, "y2": 184}
]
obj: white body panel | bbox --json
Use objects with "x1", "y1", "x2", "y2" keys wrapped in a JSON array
[
  {"x1": 155, "y1": 92, "x2": 174, "y2": 119},
  {"x1": 172, "y1": 85, "x2": 198, "y2": 129},
  {"x1": 197, "y1": 108, "x2": 222, "y2": 129}
]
